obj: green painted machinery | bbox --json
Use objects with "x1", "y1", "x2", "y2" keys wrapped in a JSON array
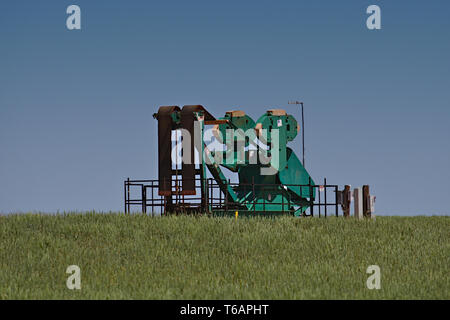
[{"x1": 154, "y1": 105, "x2": 315, "y2": 216}]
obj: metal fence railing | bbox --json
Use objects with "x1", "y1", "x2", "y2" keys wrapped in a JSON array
[{"x1": 124, "y1": 177, "x2": 341, "y2": 217}]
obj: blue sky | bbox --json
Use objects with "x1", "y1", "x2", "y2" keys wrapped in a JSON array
[{"x1": 0, "y1": 1, "x2": 449, "y2": 215}]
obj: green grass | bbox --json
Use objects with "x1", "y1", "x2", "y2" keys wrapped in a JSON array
[{"x1": 0, "y1": 213, "x2": 448, "y2": 299}]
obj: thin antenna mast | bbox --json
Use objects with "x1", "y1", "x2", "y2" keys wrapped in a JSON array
[{"x1": 288, "y1": 101, "x2": 305, "y2": 168}]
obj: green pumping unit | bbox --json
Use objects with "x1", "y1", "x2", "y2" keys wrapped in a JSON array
[{"x1": 153, "y1": 105, "x2": 315, "y2": 217}]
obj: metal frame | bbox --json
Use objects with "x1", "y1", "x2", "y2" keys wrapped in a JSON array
[{"x1": 124, "y1": 177, "x2": 340, "y2": 217}]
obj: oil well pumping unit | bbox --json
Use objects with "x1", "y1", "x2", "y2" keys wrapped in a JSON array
[{"x1": 124, "y1": 105, "x2": 373, "y2": 217}]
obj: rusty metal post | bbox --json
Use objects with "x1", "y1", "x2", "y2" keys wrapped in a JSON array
[
  {"x1": 363, "y1": 185, "x2": 371, "y2": 218},
  {"x1": 342, "y1": 185, "x2": 351, "y2": 217},
  {"x1": 142, "y1": 186, "x2": 147, "y2": 214}
]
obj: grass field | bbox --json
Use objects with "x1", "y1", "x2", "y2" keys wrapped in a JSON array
[{"x1": 0, "y1": 213, "x2": 448, "y2": 299}]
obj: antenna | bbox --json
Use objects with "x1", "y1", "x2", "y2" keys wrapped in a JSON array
[{"x1": 288, "y1": 101, "x2": 305, "y2": 168}]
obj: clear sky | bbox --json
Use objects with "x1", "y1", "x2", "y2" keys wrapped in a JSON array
[{"x1": 0, "y1": 1, "x2": 449, "y2": 215}]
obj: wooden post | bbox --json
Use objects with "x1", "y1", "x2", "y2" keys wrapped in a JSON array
[
  {"x1": 342, "y1": 185, "x2": 351, "y2": 217},
  {"x1": 354, "y1": 187, "x2": 363, "y2": 219},
  {"x1": 363, "y1": 185, "x2": 371, "y2": 218}
]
